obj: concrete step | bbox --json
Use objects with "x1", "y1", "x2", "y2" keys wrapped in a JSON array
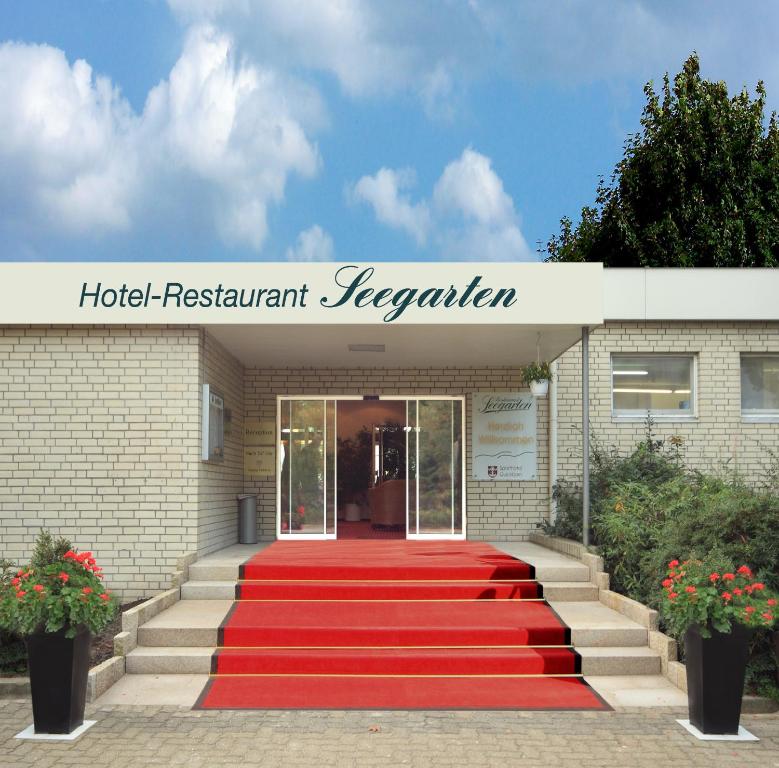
[
  {"x1": 577, "y1": 647, "x2": 661, "y2": 676},
  {"x1": 540, "y1": 581, "x2": 598, "y2": 601},
  {"x1": 126, "y1": 644, "x2": 660, "y2": 678},
  {"x1": 127, "y1": 646, "x2": 213, "y2": 674},
  {"x1": 188, "y1": 562, "x2": 239, "y2": 582},
  {"x1": 491, "y1": 541, "x2": 592, "y2": 583},
  {"x1": 137, "y1": 600, "x2": 232, "y2": 647},
  {"x1": 138, "y1": 599, "x2": 646, "y2": 650},
  {"x1": 181, "y1": 580, "x2": 235, "y2": 600},
  {"x1": 548, "y1": 601, "x2": 648, "y2": 647}
]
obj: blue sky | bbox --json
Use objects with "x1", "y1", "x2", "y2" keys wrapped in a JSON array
[{"x1": 1, "y1": 1, "x2": 778, "y2": 262}]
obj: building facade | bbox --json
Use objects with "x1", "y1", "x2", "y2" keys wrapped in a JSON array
[{"x1": 0, "y1": 266, "x2": 777, "y2": 598}]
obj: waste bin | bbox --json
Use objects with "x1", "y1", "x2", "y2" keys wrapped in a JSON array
[{"x1": 237, "y1": 494, "x2": 258, "y2": 544}]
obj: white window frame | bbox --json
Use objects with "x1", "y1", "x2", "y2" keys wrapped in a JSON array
[
  {"x1": 740, "y1": 353, "x2": 779, "y2": 423},
  {"x1": 611, "y1": 353, "x2": 697, "y2": 421}
]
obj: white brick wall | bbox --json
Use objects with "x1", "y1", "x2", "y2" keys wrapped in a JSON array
[
  {"x1": 0, "y1": 326, "x2": 201, "y2": 600},
  {"x1": 4, "y1": 321, "x2": 774, "y2": 599},
  {"x1": 556, "y1": 321, "x2": 779, "y2": 483},
  {"x1": 197, "y1": 331, "x2": 245, "y2": 556},
  {"x1": 243, "y1": 368, "x2": 550, "y2": 541}
]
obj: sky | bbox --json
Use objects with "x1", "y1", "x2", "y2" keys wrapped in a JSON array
[{"x1": 1, "y1": 1, "x2": 779, "y2": 262}]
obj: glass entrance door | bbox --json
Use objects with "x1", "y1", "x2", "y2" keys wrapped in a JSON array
[
  {"x1": 277, "y1": 398, "x2": 336, "y2": 539},
  {"x1": 406, "y1": 398, "x2": 465, "y2": 539},
  {"x1": 276, "y1": 396, "x2": 465, "y2": 540}
]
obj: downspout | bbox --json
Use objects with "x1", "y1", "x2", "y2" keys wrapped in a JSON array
[
  {"x1": 582, "y1": 326, "x2": 590, "y2": 547},
  {"x1": 548, "y1": 360, "x2": 558, "y2": 523}
]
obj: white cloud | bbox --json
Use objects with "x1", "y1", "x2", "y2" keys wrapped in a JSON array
[
  {"x1": 166, "y1": 0, "x2": 486, "y2": 115},
  {"x1": 0, "y1": 42, "x2": 138, "y2": 237},
  {"x1": 353, "y1": 148, "x2": 531, "y2": 261},
  {"x1": 433, "y1": 148, "x2": 516, "y2": 227},
  {"x1": 285, "y1": 225, "x2": 334, "y2": 261},
  {"x1": 350, "y1": 168, "x2": 431, "y2": 246},
  {"x1": 166, "y1": 1, "x2": 779, "y2": 112},
  {"x1": 0, "y1": 26, "x2": 321, "y2": 251}
]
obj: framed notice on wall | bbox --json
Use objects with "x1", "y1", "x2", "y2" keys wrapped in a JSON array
[
  {"x1": 471, "y1": 392, "x2": 537, "y2": 481},
  {"x1": 244, "y1": 418, "x2": 275, "y2": 479}
]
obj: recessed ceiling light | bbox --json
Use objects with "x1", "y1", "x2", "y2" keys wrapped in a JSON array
[
  {"x1": 613, "y1": 370, "x2": 649, "y2": 376},
  {"x1": 348, "y1": 344, "x2": 385, "y2": 352}
]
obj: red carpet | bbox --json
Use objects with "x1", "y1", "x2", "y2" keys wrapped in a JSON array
[{"x1": 195, "y1": 541, "x2": 608, "y2": 711}]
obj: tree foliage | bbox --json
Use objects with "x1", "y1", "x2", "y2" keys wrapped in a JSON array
[{"x1": 546, "y1": 54, "x2": 779, "y2": 267}]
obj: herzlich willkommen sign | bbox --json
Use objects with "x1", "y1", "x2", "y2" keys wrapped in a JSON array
[{"x1": 471, "y1": 393, "x2": 537, "y2": 480}]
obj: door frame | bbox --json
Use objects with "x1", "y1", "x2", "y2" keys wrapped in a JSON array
[{"x1": 275, "y1": 394, "x2": 467, "y2": 541}]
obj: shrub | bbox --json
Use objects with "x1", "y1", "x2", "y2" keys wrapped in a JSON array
[{"x1": 542, "y1": 423, "x2": 779, "y2": 697}]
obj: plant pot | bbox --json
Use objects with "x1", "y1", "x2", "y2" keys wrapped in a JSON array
[
  {"x1": 774, "y1": 630, "x2": 779, "y2": 685},
  {"x1": 684, "y1": 622, "x2": 751, "y2": 735},
  {"x1": 529, "y1": 379, "x2": 549, "y2": 397},
  {"x1": 25, "y1": 625, "x2": 91, "y2": 734}
]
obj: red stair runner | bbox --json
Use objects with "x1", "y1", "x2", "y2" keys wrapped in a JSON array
[{"x1": 195, "y1": 541, "x2": 608, "y2": 710}]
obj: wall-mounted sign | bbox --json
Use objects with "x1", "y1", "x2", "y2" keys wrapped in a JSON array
[
  {"x1": 244, "y1": 418, "x2": 275, "y2": 478},
  {"x1": 244, "y1": 419, "x2": 274, "y2": 446},
  {"x1": 201, "y1": 384, "x2": 224, "y2": 462},
  {"x1": 244, "y1": 445, "x2": 275, "y2": 478},
  {"x1": 471, "y1": 392, "x2": 536, "y2": 481}
]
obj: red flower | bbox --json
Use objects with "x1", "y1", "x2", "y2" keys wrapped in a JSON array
[
  {"x1": 668, "y1": 592, "x2": 678, "y2": 600},
  {"x1": 744, "y1": 585, "x2": 754, "y2": 594},
  {"x1": 722, "y1": 592, "x2": 732, "y2": 602},
  {"x1": 661, "y1": 578, "x2": 673, "y2": 588},
  {"x1": 32, "y1": 584, "x2": 44, "y2": 593},
  {"x1": 10, "y1": 577, "x2": 20, "y2": 587},
  {"x1": 685, "y1": 585, "x2": 696, "y2": 594},
  {"x1": 58, "y1": 572, "x2": 69, "y2": 582},
  {"x1": 99, "y1": 593, "x2": 110, "y2": 601},
  {"x1": 752, "y1": 582, "x2": 765, "y2": 591},
  {"x1": 768, "y1": 599, "x2": 777, "y2": 607},
  {"x1": 722, "y1": 573, "x2": 735, "y2": 581},
  {"x1": 763, "y1": 613, "x2": 774, "y2": 622},
  {"x1": 709, "y1": 573, "x2": 719, "y2": 583},
  {"x1": 733, "y1": 587, "x2": 743, "y2": 596},
  {"x1": 82, "y1": 587, "x2": 93, "y2": 595},
  {"x1": 668, "y1": 560, "x2": 679, "y2": 569},
  {"x1": 745, "y1": 605, "x2": 755, "y2": 614},
  {"x1": 737, "y1": 565, "x2": 752, "y2": 578},
  {"x1": 15, "y1": 590, "x2": 26, "y2": 598}
]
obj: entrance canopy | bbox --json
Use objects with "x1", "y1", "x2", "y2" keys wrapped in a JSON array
[
  {"x1": 207, "y1": 323, "x2": 592, "y2": 368},
  {"x1": 0, "y1": 260, "x2": 602, "y2": 367}
]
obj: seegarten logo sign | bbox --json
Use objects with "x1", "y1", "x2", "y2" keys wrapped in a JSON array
[{"x1": 78, "y1": 265, "x2": 518, "y2": 323}]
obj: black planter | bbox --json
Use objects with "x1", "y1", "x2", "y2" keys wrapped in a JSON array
[
  {"x1": 684, "y1": 622, "x2": 751, "y2": 735},
  {"x1": 25, "y1": 626, "x2": 91, "y2": 734}
]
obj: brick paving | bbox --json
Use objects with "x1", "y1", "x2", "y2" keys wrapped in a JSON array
[{"x1": 1, "y1": 700, "x2": 777, "y2": 768}]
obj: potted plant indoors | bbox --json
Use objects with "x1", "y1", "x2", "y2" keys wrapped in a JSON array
[
  {"x1": 660, "y1": 556, "x2": 777, "y2": 735},
  {"x1": 0, "y1": 531, "x2": 117, "y2": 735},
  {"x1": 520, "y1": 361, "x2": 552, "y2": 397}
]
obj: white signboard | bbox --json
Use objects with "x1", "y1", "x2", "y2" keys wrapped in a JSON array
[{"x1": 472, "y1": 393, "x2": 537, "y2": 481}]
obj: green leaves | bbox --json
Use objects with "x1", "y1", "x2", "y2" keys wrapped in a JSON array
[
  {"x1": 547, "y1": 53, "x2": 779, "y2": 267},
  {"x1": 0, "y1": 535, "x2": 117, "y2": 638}
]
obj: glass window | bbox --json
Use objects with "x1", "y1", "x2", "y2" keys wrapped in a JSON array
[
  {"x1": 741, "y1": 355, "x2": 779, "y2": 418},
  {"x1": 611, "y1": 355, "x2": 695, "y2": 417}
]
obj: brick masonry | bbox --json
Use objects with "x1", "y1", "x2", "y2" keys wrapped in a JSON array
[
  {"x1": 243, "y1": 367, "x2": 550, "y2": 541},
  {"x1": 0, "y1": 326, "x2": 202, "y2": 599},
  {"x1": 2, "y1": 322, "x2": 777, "y2": 600},
  {"x1": 556, "y1": 321, "x2": 779, "y2": 484}
]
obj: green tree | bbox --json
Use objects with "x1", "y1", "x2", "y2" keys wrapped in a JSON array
[{"x1": 546, "y1": 54, "x2": 779, "y2": 267}]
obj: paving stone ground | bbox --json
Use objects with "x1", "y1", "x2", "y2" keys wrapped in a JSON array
[{"x1": 1, "y1": 699, "x2": 778, "y2": 768}]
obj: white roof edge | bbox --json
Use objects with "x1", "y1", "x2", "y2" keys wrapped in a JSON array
[{"x1": 604, "y1": 268, "x2": 779, "y2": 321}]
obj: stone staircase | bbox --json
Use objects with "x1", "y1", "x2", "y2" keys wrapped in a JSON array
[{"x1": 125, "y1": 542, "x2": 664, "y2": 684}]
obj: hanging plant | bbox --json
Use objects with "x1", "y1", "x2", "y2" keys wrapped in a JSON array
[{"x1": 520, "y1": 361, "x2": 552, "y2": 396}]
